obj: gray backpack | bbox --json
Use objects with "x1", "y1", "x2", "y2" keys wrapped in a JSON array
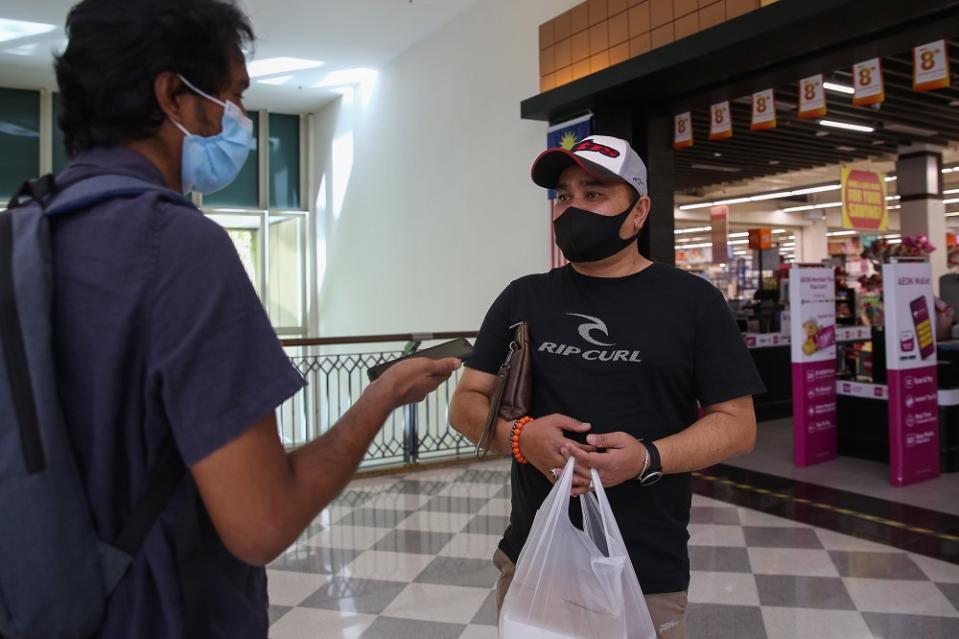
[{"x1": 0, "y1": 174, "x2": 192, "y2": 638}]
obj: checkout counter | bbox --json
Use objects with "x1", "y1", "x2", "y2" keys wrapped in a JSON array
[{"x1": 740, "y1": 321, "x2": 959, "y2": 473}]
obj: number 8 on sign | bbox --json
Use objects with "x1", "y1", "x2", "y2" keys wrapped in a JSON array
[
  {"x1": 709, "y1": 101, "x2": 732, "y2": 140},
  {"x1": 798, "y1": 74, "x2": 826, "y2": 118},
  {"x1": 853, "y1": 58, "x2": 884, "y2": 106},
  {"x1": 913, "y1": 40, "x2": 950, "y2": 92},
  {"x1": 751, "y1": 89, "x2": 776, "y2": 131},
  {"x1": 673, "y1": 112, "x2": 693, "y2": 149}
]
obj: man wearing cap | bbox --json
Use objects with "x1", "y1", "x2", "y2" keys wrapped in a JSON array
[{"x1": 450, "y1": 135, "x2": 765, "y2": 638}]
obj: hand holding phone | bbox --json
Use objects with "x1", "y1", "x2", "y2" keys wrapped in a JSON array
[{"x1": 367, "y1": 338, "x2": 474, "y2": 382}]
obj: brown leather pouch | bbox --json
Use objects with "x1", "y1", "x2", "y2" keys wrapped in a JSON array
[{"x1": 476, "y1": 322, "x2": 532, "y2": 458}]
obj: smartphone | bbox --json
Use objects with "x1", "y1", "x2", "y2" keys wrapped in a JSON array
[
  {"x1": 367, "y1": 338, "x2": 474, "y2": 381},
  {"x1": 910, "y1": 296, "x2": 935, "y2": 360}
]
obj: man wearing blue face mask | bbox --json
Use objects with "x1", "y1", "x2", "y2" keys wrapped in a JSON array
[
  {"x1": 38, "y1": 1, "x2": 460, "y2": 637},
  {"x1": 450, "y1": 136, "x2": 766, "y2": 638}
]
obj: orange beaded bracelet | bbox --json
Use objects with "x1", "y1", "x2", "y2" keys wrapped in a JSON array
[{"x1": 510, "y1": 416, "x2": 534, "y2": 464}]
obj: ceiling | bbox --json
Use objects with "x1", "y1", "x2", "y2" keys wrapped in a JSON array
[
  {"x1": 674, "y1": 37, "x2": 959, "y2": 195},
  {"x1": 0, "y1": 0, "x2": 482, "y2": 112}
]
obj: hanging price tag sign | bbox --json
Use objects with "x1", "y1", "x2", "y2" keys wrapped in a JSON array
[
  {"x1": 798, "y1": 74, "x2": 827, "y2": 119},
  {"x1": 853, "y1": 58, "x2": 885, "y2": 105},
  {"x1": 751, "y1": 89, "x2": 776, "y2": 130},
  {"x1": 673, "y1": 112, "x2": 693, "y2": 149},
  {"x1": 913, "y1": 40, "x2": 950, "y2": 91},
  {"x1": 709, "y1": 101, "x2": 732, "y2": 140}
]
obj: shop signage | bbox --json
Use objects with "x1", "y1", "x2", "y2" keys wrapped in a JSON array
[
  {"x1": 798, "y1": 74, "x2": 827, "y2": 119},
  {"x1": 852, "y1": 58, "x2": 885, "y2": 106},
  {"x1": 674, "y1": 112, "x2": 693, "y2": 149},
  {"x1": 750, "y1": 89, "x2": 776, "y2": 130},
  {"x1": 913, "y1": 39, "x2": 950, "y2": 92},
  {"x1": 708, "y1": 101, "x2": 732, "y2": 140},
  {"x1": 789, "y1": 266, "x2": 838, "y2": 466},
  {"x1": 748, "y1": 228, "x2": 772, "y2": 250},
  {"x1": 882, "y1": 260, "x2": 941, "y2": 486},
  {"x1": 841, "y1": 167, "x2": 888, "y2": 231},
  {"x1": 710, "y1": 205, "x2": 729, "y2": 264}
]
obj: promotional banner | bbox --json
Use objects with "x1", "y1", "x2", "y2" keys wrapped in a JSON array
[
  {"x1": 709, "y1": 101, "x2": 732, "y2": 140},
  {"x1": 853, "y1": 58, "x2": 885, "y2": 106},
  {"x1": 546, "y1": 114, "x2": 592, "y2": 203},
  {"x1": 798, "y1": 74, "x2": 827, "y2": 118},
  {"x1": 748, "y1": 228, "x2": 772, "y2": 250},
  {"x1": 674, "y1": 112, "x2": 693, "y2": 149},
  {"x1": 883, "y1": 260, "x2": 941, "y2": 486},
  {"x1": 789, "y1": 266, "x2": 838, "y2": 466},
  {"x1": 750, "y1": 89, "x2": 776, "y2": 130},
  {"x1": 913, "y1": 39, "x2": 950, "y2": 92},
  {"x1": 841, "y1": 166, "x2": 888, "y2": 230},
  {"x1": 710, "y1": 205, "x2": 729, "y2": 265}
]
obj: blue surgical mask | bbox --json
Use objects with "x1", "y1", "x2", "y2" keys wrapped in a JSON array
[{"x1": 172, "y1": 74, "x2": 253, "y2": 195}]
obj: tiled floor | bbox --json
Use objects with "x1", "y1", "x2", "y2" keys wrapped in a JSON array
[{"x1": 266, "y1": 457, "x2": 959, "y2": 639}]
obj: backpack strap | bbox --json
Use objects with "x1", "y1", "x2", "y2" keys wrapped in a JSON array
[{"x1": 0, "y1": 207, "x2": 46, "y2": 474}]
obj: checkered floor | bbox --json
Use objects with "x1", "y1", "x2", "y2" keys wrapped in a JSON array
[{"x1": 265, "y1": 458, "x2": 959, "y2": 639}]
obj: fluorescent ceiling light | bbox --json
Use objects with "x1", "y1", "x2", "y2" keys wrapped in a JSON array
[
  {"x1": 827, "y1": 230, "x2": 857, "y2": 237},
  {"x1": 674, "y1": 226, "x2": 711, "y2": 234},
  {"x1": 257, "y1": 74, "x2": 294, "y2": 86},
  {"x1": 824, "y1": 81, "x2": 855, "y2": 94},
  {"x1": 885, "y1": 122, "x2": 938, "y2": 137},
  {"x1": 945, "y1": 198, "x2": 959, "y2": 205},
  {"x1": 781, "y1": 201, "x2": 841, "y2": 212},
  {"x1": 0, "y1": 17, "x2": 55, "y2": 44},
  {"x1": 886, "y1": 195, "x2": 900, "y2": 201},
  {"x1": 885, "y1": 176, "x2": 897, "y2": 182},
  {"x1": 678, "y1": 242, "x2": 712, "y2": 249},
  {"x1": 780, "y1": 243, "x2": 796, "y2": 248},
  {"x1": 888, "y1": 204, "x2": 901, "y2": 210},
  {"x1": 944, "y1": 167, "x2": 959, "y2": 174},
  {"x1": 713, "y1": 197, "x2": 751, "y2": 206},
  {"x1": 772, "y1": 228, "x2": 787, "y2": 234},
  {"x1": 790, "y1": 184, "x2": 841, "y2": 196},
  {"x1": 819, "y1": 119, "x2": 874, "y2": 133},
  {"x1": 888, "y1": 238, "x2": 902, "y2": 243},
  {"x1": 677, "y1": 202, "x2": 718, "y2": 210},
  {"x1": 690, "y1": 163, "x2": 741, "y2": 173},
  {"x1": 729, "y1": 239, "x2": 749, "y2": 245},
  {"x1": 836, "y1": 145, "x2": 857, "y2": 152},
  {"x1": 247, "y1": 56, "x2": 324, "y2": 78},
  {"x1": 947, "y1": 213, "x2": 959, "y2": 218},
  {"x1": 728, "y1": 232, "x2": 749, "y2": 238}
]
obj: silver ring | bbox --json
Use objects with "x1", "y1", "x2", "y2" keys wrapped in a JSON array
[{"x1": 549, "y1": 468, "x2": 559, "y2": 480}]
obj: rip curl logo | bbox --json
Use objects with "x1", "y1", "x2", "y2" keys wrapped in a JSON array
[
  {"x1": 567, "y1": 313, "x2": 615, "y2": 347},
  {"x1": 572, "y1": 139, "x2": 621, "y2": 158},
  {"x1": 537, "y1": 313, "x2": 642, "y2": 364}
]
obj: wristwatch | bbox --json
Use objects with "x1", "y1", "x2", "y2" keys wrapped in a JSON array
[{"x1": 636, "y1": 440, "x2": 663, "y2": 486}]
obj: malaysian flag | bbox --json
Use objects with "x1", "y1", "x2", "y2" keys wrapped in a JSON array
[{"x1": 546, "y1": 114, "x2": 592, "y2": 269}]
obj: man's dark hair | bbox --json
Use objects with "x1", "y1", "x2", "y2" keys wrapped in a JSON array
[{"x1": 55, "y1": 0, "x2": 255, "y2": 156}]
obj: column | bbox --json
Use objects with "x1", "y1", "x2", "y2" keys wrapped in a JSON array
[
  {"x1": 896, "y1": 144, "x2": 946, "y2": 294},
  {"x1": 799, "y1": 218, "x2": 829, "y2": 264},
  {"x1": 592, "y1": 104, "x2": 675, "y2": 265}
]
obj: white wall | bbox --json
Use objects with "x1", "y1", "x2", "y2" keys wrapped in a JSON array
[{"x1": 309, "y1": 0, "x2": 580, "y2": 337}]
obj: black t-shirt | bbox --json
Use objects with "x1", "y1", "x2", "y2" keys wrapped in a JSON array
[{"x1": 467, "y1": 262, "x2": 765, "y2": 594}]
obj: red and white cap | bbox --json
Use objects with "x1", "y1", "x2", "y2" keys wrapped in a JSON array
[{"x1": 531, "y1": 134, "x2": 648, "y2": 196}]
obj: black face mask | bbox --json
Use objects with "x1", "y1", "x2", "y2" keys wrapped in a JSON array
[{"x1": 552, "y1": 196, "x2": 641, "y2": 263}]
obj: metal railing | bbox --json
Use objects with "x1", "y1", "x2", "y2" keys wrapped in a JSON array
[{"x1": 279, "y1": 331, "x2": 480, "y2": 469}]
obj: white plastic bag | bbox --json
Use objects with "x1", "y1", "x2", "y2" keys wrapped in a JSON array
[{"x1": 499, "y1": 458, "x2": 656, "y2": 639}]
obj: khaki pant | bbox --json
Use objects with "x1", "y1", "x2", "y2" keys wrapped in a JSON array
[{"x1": 494, "y1": 548, "x2": 688, "y2": 639}]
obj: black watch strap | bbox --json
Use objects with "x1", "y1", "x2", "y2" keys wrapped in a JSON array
[{"x1": 638, "y1": 440, "x2": 663, "y2": 486}]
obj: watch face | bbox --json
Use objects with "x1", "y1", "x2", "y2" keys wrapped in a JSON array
[{"x1": 640, "y1": 471, "x2": 663, "y2": 486}]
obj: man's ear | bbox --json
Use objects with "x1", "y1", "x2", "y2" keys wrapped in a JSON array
[{"x1": 154, "y1": 71, "x2": 188, "y2": 124}]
